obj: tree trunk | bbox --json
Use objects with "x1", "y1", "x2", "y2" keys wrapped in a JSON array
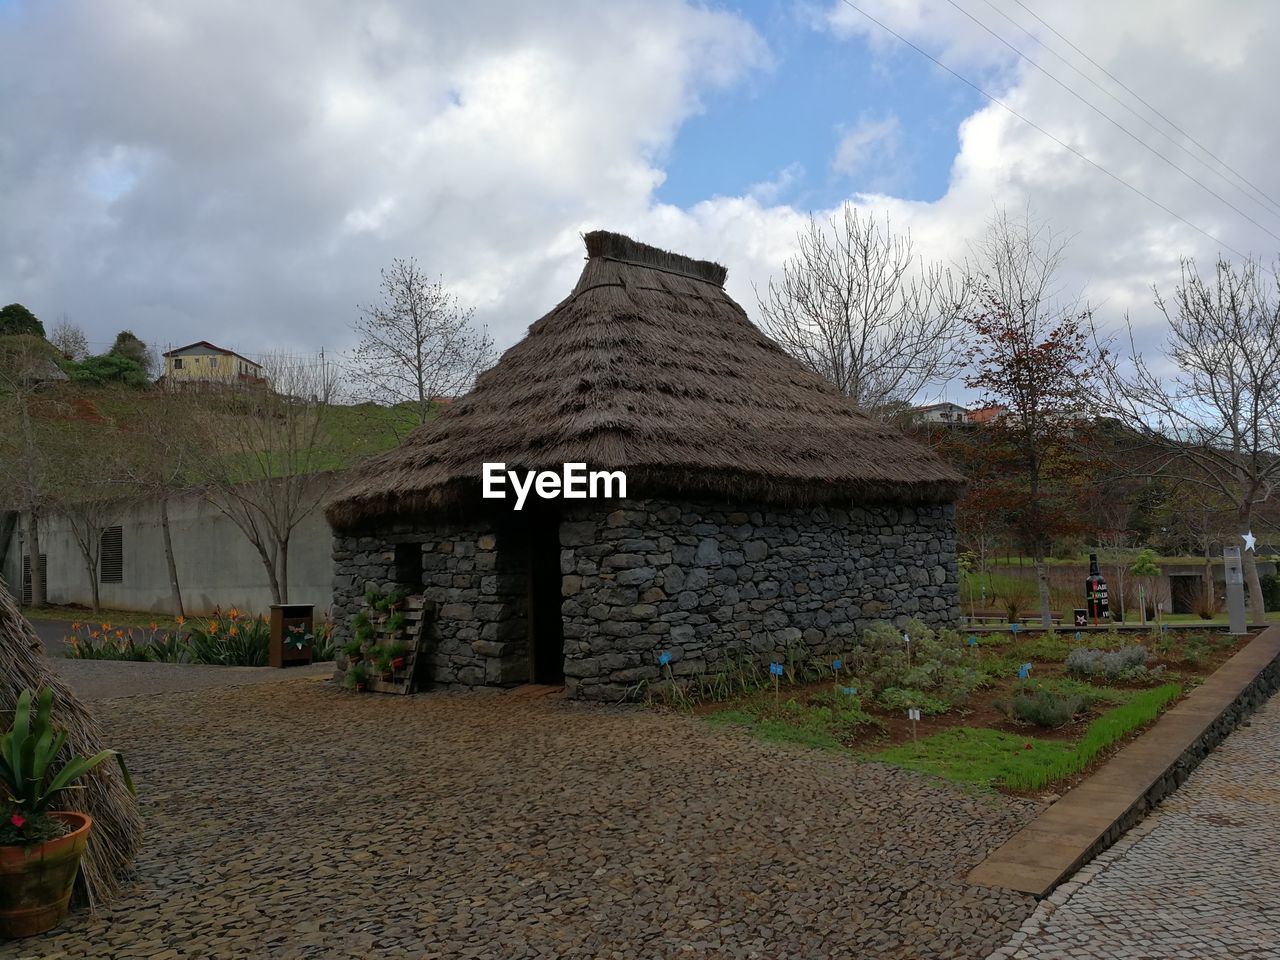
[
  {"x1": 1034, "y1": 557, "x2": 1052, "y2": 627},
  {"x1": 1238, "y1": 507, "x2": 1266, "y2": 623},
  {"x1": 159, "y1": 496, "x2": 184, "y2": 618},
  {"x1": 80, "y1": 543, "x2": 101, "y2": 614},
  {"x1": 252, "y1": 538, "x2": 282, "y2": 605},
  {"x1": 1202, "y1": 545, "x2": 1215, "y2": 616},
  {"x1": 1243, "y1": 548, "x2": 1266, "y2": 623},
  {"x1": 278, "y1": 534, "x2": 290, "y2": 605},
  {"x1": 28, "y1": 510, "x2": 44, "y2": 608}
]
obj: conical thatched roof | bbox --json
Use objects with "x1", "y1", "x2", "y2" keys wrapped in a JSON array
[
  {"x1": 0, "y1": 584, "x2": 141, "y2": 906},
  {"x1": 326, "y1": 231, "x2": 962, "y2": 530}
]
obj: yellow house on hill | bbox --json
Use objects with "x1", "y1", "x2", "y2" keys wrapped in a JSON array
[{"x1": 162, "y1": 341, "x2": 265, "y2": 386}]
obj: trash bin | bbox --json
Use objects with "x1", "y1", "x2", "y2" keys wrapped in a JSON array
[{"x1": 269, "y1": 603, "x2": 315, "y2": 668}]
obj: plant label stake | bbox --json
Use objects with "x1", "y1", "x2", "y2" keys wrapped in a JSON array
[
  {"x1": 831, "y1": 658, "x2": 842, "y2": 694},
  {"x1": 903, "y1": 632, "x2": 911, "y2": 669},
  {"x1": 966, "y1": 635, "x2": 978, "y2": 660},
  {"x1": 658, "y1": 650, "x2": 675, "y2": 688},
  {"x1": 769, "y1": 662, "x2": 783, "y2": 701},
  {"x1": 907, "y1": 707, "x2": 921, "y2": 743},
  {"x1": 1018, "y1": 662, "x2": 1032, "y2": 684}
]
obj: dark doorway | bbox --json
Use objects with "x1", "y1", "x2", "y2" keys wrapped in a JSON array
[
  {"x1": 527, "y1": 510, "x2": 564, "y2": 684},
  {"x1": 394, "y1": 542, "x2": 423, "y2": 592}
]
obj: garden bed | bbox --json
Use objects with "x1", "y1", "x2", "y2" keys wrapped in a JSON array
[{"x1": 699, "y1": 622, "x2": 1255, "y2": 795}]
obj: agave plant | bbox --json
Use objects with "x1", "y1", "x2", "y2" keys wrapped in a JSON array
[{"x1": 1, "y1": 688, "x2": 134, "y2": 830}]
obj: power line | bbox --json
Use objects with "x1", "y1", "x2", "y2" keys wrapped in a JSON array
[
  {"x1": 834, "y1": 0, "x2": 1250, "y2": 260},
  {"x1": 941, "y1": 0, "x2": 1280, "y2": 245},
  {"x1": 1009, "y1": 0, "x2": 1280, "y2": 216},
  {"x1": 980, "y1": 0, "x2": 1280, "y2": 220}
]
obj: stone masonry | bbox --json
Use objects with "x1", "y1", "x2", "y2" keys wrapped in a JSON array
[
  {"x1": 331, "y1": 521, "x2": 530, "y2": 687},
  {"x1": 330, "y1": 497, "x2": 958, "y2": 699},
  {"x1": 559, "y1": 497, "x2": 958, "y2": 700}
]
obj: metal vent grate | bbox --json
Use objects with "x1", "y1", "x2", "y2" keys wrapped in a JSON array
[{"x1": 100, "y1": 526, "x2": 123, "y2": 584}]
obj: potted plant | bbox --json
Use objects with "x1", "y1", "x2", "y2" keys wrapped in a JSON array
[
  {"x1": 342, "y1": 638, "x2": 363, "y2": 664},
  {"x1": 346, "y1": 662, "x2": 369, "y2": 693},
  {"x1": 1, "y1": 687, "x2": 133, "y2": 938},
  {"x1": 375, "y1": 651, "x2": 394, "y2": 682},
  {"x1": 386, "y1": 612, "x2": 406, "y2": 635},
  {"x1": 385, "y1": 641, "x2": 409, "y2": 671}
]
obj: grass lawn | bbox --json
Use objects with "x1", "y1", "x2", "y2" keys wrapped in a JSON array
[{"x1": 700, "y1": 623, "x2": 1252, "y2": 795}]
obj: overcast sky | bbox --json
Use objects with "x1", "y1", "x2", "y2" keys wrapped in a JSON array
[{"x1": 2, "y1": 0, "x2": 1278, "y2": 398}]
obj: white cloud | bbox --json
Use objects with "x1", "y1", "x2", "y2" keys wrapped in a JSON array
[
  {"x1": 1, "y1": 0, "x2": 1278, "y2": 385},
  {"x1": 832, "y1": 116, "x2": 902, "y2": 175}
]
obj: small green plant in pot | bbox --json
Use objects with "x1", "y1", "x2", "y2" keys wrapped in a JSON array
[
  {"x1": 375, "y1": 651, "x2": 394, "y2": 681},
  {"x1": 1, "y1": 687, "x2": 134, "y2": 938},
  {"x1": 346, "y1": 662, "x2": 370, "y2": 692},
  {"x1": 342, "y1": 638, "x2": 364, "y2": 664},
  {"x1": 385, "y1": 641, "x2": 409, "y2": 671}
]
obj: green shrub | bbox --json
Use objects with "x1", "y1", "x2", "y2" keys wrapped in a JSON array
[
  {"x1": 995, "y1": 688, "x2": 1089, "y2": 728},
  {"x1": 876, "y1": 687, "x2": 951, "y2": 716},
  {"x1": 1260, "y1": 574, "x2": 1280, "y2": 613},
  {"x1": 850, "y1": 619, "x2": 980, "y2": 711},
  {"x1": 1064, "y1": 645, "x2": 1164, "y2": 682}
]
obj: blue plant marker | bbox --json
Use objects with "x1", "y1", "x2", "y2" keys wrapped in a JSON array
[
  {"x1": 832, "y1": 659, "x2": 842, "y2": 672},
  {"x1": 658, "y1": 650, "x2": 672, "y2": 666},
  {"x1": 1074, "y1": 630, "x2": 1082, "y2": 642},
  {"x1": 842, "y1": 687, "x2": 858, "y2": 696},
  {"x1": 769, "y1": 662, "x2": 784, "y2": 677},
  {"x1": 1018, "y1": 662, "x2": 1033, "y2": 680},
  {"x1": 1010, "y1": 622, "x2": 1020, "y2": 634},
  {"x1": 1161, "y1": 623, "x2": 1169, "y2": 633},
  {"x1": 966, "y1": 635, "x2": 978, "y2": 646}
]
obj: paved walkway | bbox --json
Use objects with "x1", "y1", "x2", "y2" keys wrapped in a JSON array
[
  {"x1": 988, "y1": 693, "x2": 1280, "y2": 959},
  {"x1": 17, "y1": 681, "x2": 1038, "y2": 960}
]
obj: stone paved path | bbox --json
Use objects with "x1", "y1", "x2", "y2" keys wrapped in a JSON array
[
  {"x1": 988, "y1": 693, "x2": 1280, "y2": 960},
  {"x1": 15, "y1": 681, "x2": 1037, "y2": 959}
]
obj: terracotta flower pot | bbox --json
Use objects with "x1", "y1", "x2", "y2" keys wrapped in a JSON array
[
  {"x1": 0, "y1": 812, "x2": 92, "y2": 939},
  {"x1": 355, "y1": 681, "x2": 367, "y2": 693},
  {"x1": 391, "y1": 656, "x2": 406, "y2": 670}
]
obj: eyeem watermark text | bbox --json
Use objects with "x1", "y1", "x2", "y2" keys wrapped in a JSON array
[{"x1": 482, "y1": 462, "x2": 626, "y2": 511}]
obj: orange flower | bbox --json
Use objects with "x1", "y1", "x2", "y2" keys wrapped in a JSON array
[
  {"x1": 228, "y1": 625, "x2": 239, "y2": 637},
  {"x1": 227, "y1": 607, "x2": 241, "y2": 621},
  {"x1": 149, "y1": 622, "x2": 158, "y2": 631},
  {"x1": 114, "y1": 630, "x2": 124, "y2": 639},
  {"x1": 100, "y1": 622, "x2": 110, "y2": 631},
  {"x1": 90, "y1": 630, "x2": 100, "y2": 639},
  {"x1": 71, "y1": 621, "x2": 81, "y2": 631},
  {"x1": 175, "y1": 615, "x2": 186, "y2": 626},
  {"x1": 210, "y1": 621, "x2": 220, "y2": 634}
]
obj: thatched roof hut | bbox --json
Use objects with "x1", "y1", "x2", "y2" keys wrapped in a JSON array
[
  {"x1": 326, "y1": 231, "x2": 961, "y2": 530},
  {"x1": 0, "y1": 585, "x2": 141, "y2": 905}
]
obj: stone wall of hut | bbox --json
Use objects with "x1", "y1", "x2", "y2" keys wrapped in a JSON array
[
  {"x1": 329, "y1": 496, "x2": 958, "y2": 699},
  {"x1": 330, "y1": 523, "x2": 531, "y2": 687},
  {"x1": 558, "y1": 498, "x2": 959, "y2": 701}
]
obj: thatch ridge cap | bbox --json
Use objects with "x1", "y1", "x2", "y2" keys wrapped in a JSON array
[{"x1": 583, "y1": 230, "x2": 727, "y2": 286}]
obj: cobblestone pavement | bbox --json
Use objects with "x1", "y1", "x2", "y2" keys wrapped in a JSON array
[
  {"x1": 49, "y1": 657, "x2": 332, "y2": 700},
  {"x1": 16, "y1": 681, "x2": 1037, "y2": 959},
  {"x1": 988, "y1": 694, "x2": 1280, "y2": 960}
]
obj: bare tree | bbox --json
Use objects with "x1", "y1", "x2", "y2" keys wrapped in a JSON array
[
  {"x1": 49, "y1": 316, "x2": 89, "y2": 361},
  {"x1": 350, "y1": 259, "x2": 494, "y2": 425},
  {"x1": 0, "y1": 335, "x2": 66, "y2": 606},
  {"x1": 1097, "y1": 255, "x2": 1280, "y2": 621},
  {"x1": 755, "y1": 205, "x2": 971, "y2": 414},
  {"x1": 966, "y1": 209, "x2": 1095, "y2": 627},
  {"x1": 189, "y1": 355, "x2": 341, "y2": 603}
]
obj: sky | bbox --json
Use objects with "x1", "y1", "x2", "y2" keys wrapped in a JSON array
[{"x1": 2, "y1": 0, "x2": 1279, "y2": 401}]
